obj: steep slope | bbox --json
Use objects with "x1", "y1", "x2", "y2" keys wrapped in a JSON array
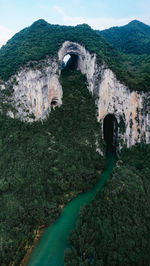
[
  {"x1": 0, "y1": 19, "x2": 117, "y2": 80},
  {"x1": 0, "y1": 70, "x2": 105, "y2": 265},
  {"x1": 65, "y1": 144, "x2": 150, "y2": 265},
  {"x1": 100, "y1": 20, "x2": 150, "y2": 55},
  {"x1": 98, "y1": 20, "x2": 150, "y2": 92},
  {"x1": 0, "y1": 19, "x2": 147, "y2": 92}
]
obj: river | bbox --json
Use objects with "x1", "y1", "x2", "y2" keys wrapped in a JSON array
[{"x1": 28, "y1": 151, "x2": 117, "y2": 266}]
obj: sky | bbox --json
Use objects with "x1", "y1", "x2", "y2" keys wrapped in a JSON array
[{"x1": 0, "y1": 0, "x2": 150, "y2": 47}]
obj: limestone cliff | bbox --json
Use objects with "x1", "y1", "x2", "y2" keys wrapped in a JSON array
[
  {"x1": 97, "y1": 68, "x2": 150, "y2": 147},
  {"x1": 2, "y1": 58, "x2": 62, "y2": 120},
  {"x1": 1, "y1": 41, "x2": 150, "y2": 148}
]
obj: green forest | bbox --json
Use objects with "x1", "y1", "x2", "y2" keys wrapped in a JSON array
[
  {"x1": 100, "y1": 20, "x2": 150, "y2": 92},
  {"x1": 0, "y1": 71, "x2": 105, "y2": 265},
  {"x1": 100, "y1": 20, "x2": 150, "y2": 55},
  {"x1": 1, "y1": 19, "x2": 150, "y2": 266},
  {"x1": 0, "y1": 19, "x2": 150, "y2": 91},
  {"x1": 64, "y1": 144, "x2": 150, "y2": 266}
]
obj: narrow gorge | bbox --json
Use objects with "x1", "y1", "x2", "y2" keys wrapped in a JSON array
[
  {"x1": 1, "y1": 39, "x2": 150, "y2": 151},
  {"x1": 1, "y1": 19, "x2": 150, "y2": 266}
]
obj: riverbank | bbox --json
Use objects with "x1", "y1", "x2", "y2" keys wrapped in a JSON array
[
  {"x1": 64, "y1": 145, "x2": 150, "y2": 265},
  {"x1": 20, "y1": 168, "x2": 103, "y2": 266},
  {"x1": 20, "y1": 225, "x2": 45, "y2": 266},
  {"x1": 20, "y1": 189, "x2": 84, "y2": 266},
  {"x1": 20, "y1": 176, "x2": 103, "y2": 265},
  {"x1": 26, "y1": 154, "x2": 116, "y2": 266}
]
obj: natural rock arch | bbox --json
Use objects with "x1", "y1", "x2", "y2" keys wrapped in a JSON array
[
  {"x1": 58, "y1": 41, "x2": 98, "y2": 93},
  {"x1": 62, "y1": 54, "x2": 79, "y2": 70},
  {"x1": 58, "y1": 41, "x2": 86, "y2": 69},
  {"x1": 5, "y1": 40, "x2": 150, "y2": 149}
]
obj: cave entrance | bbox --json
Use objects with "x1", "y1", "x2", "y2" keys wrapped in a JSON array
[
  {"x1": 103, "y1": 114, "x2": 118, "y2": 151},
  {"x1": 62, "y1": 54, "x2": 78, "y2": 70},
  {"x1": 51, "y1": 97, "x2": 59, "y2": 109}
]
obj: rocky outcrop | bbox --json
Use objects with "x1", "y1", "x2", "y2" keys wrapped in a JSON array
[
  {"x1": 58, "y1": 41, "x2": 100, "y2": 94},
  {"x1": 1, "y1": 41, "x2": 150, "y2": 148},
  {"x1": 98, "y1": 68, "x2": 150, "y2": 148},
  {"x1": 2, "y1": 58, "x2": 62, "y2": 120}
]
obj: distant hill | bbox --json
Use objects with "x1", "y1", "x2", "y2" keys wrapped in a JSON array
[
  {"x1": 98, "y1": 20, "x2": 150, "y2": 92},
  {"x1": 100, "y1": 20, "x2": 150, "y2": 55}
]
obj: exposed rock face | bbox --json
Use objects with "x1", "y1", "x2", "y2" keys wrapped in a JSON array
[
  {"x1": 98, "y1": 68, "x2": 150, "y2": 148},
  {"x1": 58, "y1": 41, "x2": 100, "y2": 94},
  {"x1": 2, "y1": 41, "x2": 100, "y2": 121},
  {"x1": 2, "y1": 41, "x2": 150, "y2": 148},
  {"x1": 4, "y1": 58, "x2": 62, "y2": 120}
]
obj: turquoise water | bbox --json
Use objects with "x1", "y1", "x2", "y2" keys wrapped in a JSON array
[{"x1": 28, "y1": 152, "x2": 117, "y2": 266}]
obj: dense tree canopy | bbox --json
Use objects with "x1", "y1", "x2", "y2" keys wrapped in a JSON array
[
  {"x1": 99, "y1": 20, "x2": 150, "y2": 92},
  {"x1": 1, "y1": 19, "x2": 150, "y2": 265},
  {"x1": 64, "y1": 144, "x2": 150, "y2": 266},
  {"x1": 100, "y1": 20, "x2": 150, "y2": 55},
  {"x1": 0, "y1": 19, "x2": 150, "y2": 91},
  {"x1": 0, "y1": 71, "x2": 105, "y2": 265}
]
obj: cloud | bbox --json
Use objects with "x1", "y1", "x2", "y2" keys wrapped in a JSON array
[
  {"x1": 54, "y1": 6, "x2": 65, "y2": 16},
  {"x1": 54, "y1": 5, "x2": 150, "y2": 30},
  {"x1": 0, "y1": 25, "x2": 15, "y2": 48},
  {"x1": 54, "y1": 5, "x2": 85, "y2": 26}
]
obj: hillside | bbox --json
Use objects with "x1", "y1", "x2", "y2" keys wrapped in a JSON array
[
  {"x1": 100, "y1": 20, "x2": 150, "y2": 55},
  {"x1": 99, "y1": 20, "x2": 150, "y2": 92},
  {"x1": 0, "y1": 19, "x2": 150, "y2": 91},
  {"x1": 1, "y1": 19, "x2": 150, "y2": 266},
  {"x1": 0, "y1": 19, "x2": 118, "y2": 80},
  {"x1": 0, "y1": 70, "x2": 105, "y2": 265},
  {"x1": 65, "y1": 144, "x2": 150, "y2": 265}
]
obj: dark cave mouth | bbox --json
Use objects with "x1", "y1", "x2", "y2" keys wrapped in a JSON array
[
  {"x1": 62, "y1": 54, "x2": 79, "y2": 70},
  {"x1": 51, "y1": 97, "x2": 59, "y2": 108},
  {"x1": 103, "y1": 114, "x2": 118, "y2": 151}
]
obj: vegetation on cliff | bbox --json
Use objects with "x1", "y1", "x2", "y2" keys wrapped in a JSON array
[
  {"x1": 0, "y1": 19, "x2": 150, "y2": 91},
  {"x1": 0, "y1": 20, "x2": 118, "y2": 80},
  {"x1": 0, "y1": 71, "x2": 105, "y2": 265},
  {"x1": 1, "y1": 18, "x2": 150, "y2": 266},
  {"x1": 64, "y1": 144, "x2": 150, "y2": 265}
]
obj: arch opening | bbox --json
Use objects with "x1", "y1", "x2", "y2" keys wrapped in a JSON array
[
  {"x1": 62, "y1": 54, "x2": 79, "y2": 70},
  {"x1": 103, "y1": 114, "x2": 118, "y2": 151}
]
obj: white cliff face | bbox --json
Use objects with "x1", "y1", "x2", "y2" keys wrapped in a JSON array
[
  {"x1": 59, "y1": 41, "x2": 150, "y2": 148},
  {"x1": 2, "y1": 41, "x2": 150, "y2": 148},
  {"x1": 3, "y1": 41, "x2": 99, "y2": 121},
  {"x1": 5, "y1": 58, "x2": 62, "y2": 120},
  {"x1": 98, "y1": 68, "x2": 150, "y2": 147}
]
